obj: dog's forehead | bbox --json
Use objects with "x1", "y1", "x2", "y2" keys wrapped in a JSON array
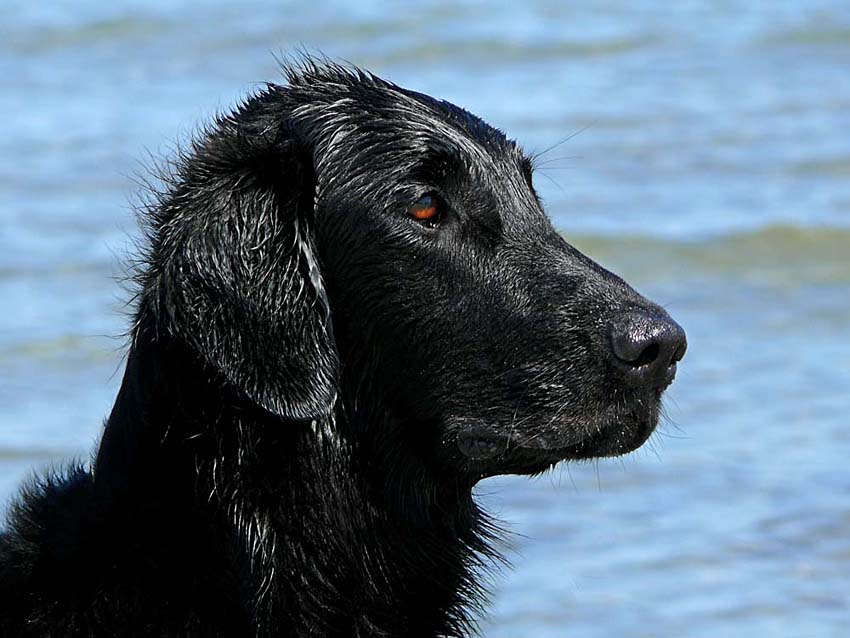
[
  {"x1": 384, "y1": 90, "x2": 525, "y2": 170},
  {"x1": 285, "y1": 67, "x2": 545, "y2": 235},
  {"x1": 290, "y1": 73, "x2": 527, "y2": 173},
  {"x1": 396, "y1": 88, "x2": 516, "y2": 150}
]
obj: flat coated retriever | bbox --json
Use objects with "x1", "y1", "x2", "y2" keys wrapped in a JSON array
[{"x1": 0, "y1": 61, "x2": 686, "y2": 637}]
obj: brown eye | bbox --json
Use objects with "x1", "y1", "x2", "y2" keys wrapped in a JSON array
[{"x1": 408, "y1": 194, "x2": 444, "y2": 227}]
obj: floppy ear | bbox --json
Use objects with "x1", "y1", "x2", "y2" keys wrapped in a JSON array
[{"x1": 150, "y1": 102, "x2": 338, "y2": 421}]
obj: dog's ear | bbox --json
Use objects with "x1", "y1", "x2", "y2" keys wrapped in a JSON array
[{"x1": 149, "y1": 100, "x2": 338, "y2": 421}]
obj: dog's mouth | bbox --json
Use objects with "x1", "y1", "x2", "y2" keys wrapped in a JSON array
[{"x1": 454, "y1": 400, "x2": 660, "y2": 476}]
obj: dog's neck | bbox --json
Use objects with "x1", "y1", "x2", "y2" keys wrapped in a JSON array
[{"x1": 93, "y1": 333, "x2": 491, "y2": 637}]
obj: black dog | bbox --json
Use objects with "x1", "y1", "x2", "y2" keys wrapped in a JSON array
[{"x1": 0, "y1": 61, "x2": 686, "y2": 637}]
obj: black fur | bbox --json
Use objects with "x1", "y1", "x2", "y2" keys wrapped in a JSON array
[{"x1": 0, "y1": 60, "x2": 683, "y2": 637}]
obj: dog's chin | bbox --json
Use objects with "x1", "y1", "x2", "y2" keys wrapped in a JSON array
[{"x1": 456, "y1": 410, "x2": 659, "y2": 478}]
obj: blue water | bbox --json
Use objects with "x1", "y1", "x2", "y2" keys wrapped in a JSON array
[{"x1": 2, "y1": 2, "x2": 850, "y2": 635}]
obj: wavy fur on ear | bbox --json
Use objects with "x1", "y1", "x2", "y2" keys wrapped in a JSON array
[{"x1": 133, "y1": 91, "x2": 338, "y2": 421}]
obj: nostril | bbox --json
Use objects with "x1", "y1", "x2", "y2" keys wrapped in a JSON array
[
  {"x1": 631, "y1": 342, "x2": 660, "y2": 368},
  {"x1": 610, "y1": 333, "x2": 661, "y2": 369},
  {"x1": 609, "y1": 310, "x2": 687, "y2": 387}
]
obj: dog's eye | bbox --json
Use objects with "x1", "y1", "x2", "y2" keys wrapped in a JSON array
[{"x1": 408, "y1": 194, "x2": 445, "y2": 228}]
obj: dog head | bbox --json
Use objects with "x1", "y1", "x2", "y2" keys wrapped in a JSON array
[{"x1": 143, "y1": 61, "x2": 686, "y2": 479}]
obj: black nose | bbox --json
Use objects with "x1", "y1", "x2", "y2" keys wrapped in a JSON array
[{"x1": 609, "y1": 310, "x2": 687, "y2": 389}]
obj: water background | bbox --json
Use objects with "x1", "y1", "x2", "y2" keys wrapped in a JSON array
[{"x1": 2, "y1": 2, "x2": 850, "y2": 636}]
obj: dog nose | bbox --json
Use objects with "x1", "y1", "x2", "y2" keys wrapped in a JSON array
[{"x1": 609, "y1": 310, "x2": 687, "y2": 388}]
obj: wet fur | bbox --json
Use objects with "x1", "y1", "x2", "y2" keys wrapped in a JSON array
[{"x1": 0, "y1": 60, "x2": 670, "y2": 637}]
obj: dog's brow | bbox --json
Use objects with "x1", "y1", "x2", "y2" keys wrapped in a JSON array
[{"x1": 411, "y1": 146, "x2": 466, "y2": 181}]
